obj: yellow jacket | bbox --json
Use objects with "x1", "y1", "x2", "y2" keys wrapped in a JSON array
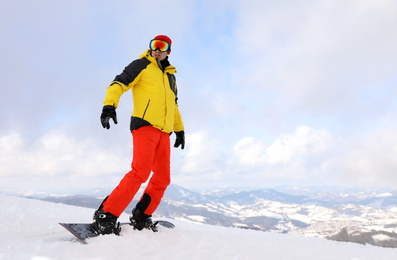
[{"x1": 103, "y1": 50, "x2": 184, "y2": 133}]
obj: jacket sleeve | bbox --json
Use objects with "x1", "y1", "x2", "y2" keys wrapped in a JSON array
[
  {"x1": 173, "y1": 104, "x2": 184, "y2": 132},
  {"x1": 103, "y1": 82, "x2": 131, "y2": 108},
  {"x1": 170, "y1": 78, "x2": 184, "y2": 132},
  {"x1": 103, "y1": 58, "x2": 151, "y2": 108}
]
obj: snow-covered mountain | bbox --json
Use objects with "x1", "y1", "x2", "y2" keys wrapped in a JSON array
[
  {"x1": 1, "y1": 194, "x2": 396, "y2": 260},
  {"x1": 10, "y1": 184, "x2": 397, "y2": 248},
  {"x1": 158, "y1": 185, "x2": 397, "y2": 247}
]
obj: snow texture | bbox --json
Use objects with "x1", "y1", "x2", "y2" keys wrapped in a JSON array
[{"x1": 0, "y1": 195, "x2": 396, "y2": 260}]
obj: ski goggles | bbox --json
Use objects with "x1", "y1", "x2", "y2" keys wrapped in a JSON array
[{"x1": 149, "y1": 39, "x2": 170, "y2": 52}]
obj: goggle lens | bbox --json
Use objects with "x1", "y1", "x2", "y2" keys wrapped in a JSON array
[{"x1": 149, "y1": 39, "x2": 170, "y2": 52}]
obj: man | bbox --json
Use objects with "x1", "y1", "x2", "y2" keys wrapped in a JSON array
[{"x1": 92, "y1": 35, "x2": 185, "y2": 235}]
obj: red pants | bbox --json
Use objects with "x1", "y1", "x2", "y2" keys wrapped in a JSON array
[{"x1": 103, "y1": 126, "x2": 171, "y2": 217}]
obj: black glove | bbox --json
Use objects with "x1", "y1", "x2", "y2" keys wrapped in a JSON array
[
  {"x1": 100, "y1": 105, "x2": 118, "y2": 129},
  {"x1": 174, "y1": 131, "x2": 185, "y2": 150}
]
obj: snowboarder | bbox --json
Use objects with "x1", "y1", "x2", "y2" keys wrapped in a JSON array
[{"x1": 93, "y1": 35, "x2": 185, "y2": 235}]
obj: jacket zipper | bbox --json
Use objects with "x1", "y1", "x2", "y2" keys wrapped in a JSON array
[{"x1": 142, "y1": 99, "x2": 150, "y2": 119}]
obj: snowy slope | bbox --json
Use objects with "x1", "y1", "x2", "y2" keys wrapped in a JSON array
[{"x1": 0, "y1": 195, "x2": 396, "y2": 260}]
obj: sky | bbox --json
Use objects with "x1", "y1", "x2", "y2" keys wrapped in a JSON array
[{"x1": 1, "y1": 0, "x2": 397, "y2": 193}]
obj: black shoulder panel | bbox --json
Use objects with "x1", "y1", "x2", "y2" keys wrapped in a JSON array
[{"x1": 114, "y1": 58, "x2": 151, "y2": 86}]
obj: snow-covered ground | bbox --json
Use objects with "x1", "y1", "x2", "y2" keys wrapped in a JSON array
[{"x1": 1, "y1": 195, "x2": 396, "y2": 260}]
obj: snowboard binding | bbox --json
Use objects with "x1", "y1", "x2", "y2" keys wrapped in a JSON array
[{"x1": 92, "y1": 209, "x2": 121, "y2": 235}]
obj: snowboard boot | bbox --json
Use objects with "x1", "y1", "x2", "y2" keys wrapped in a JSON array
[
  {"x1": 92, "y1": 199, "x2": 120, "y2": 235},
  {"x1": 129, "y1": 207, "x2": 158, "y2": 232}
]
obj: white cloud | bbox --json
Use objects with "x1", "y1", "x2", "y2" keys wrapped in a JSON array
[
  {"x1": 229, "y1": 125, "x2": 397, "y2": 187},
  {"x1": 181, "y1": 130, "x2": 222, "y2": 174},
  {"x1": 175, "y1": 124, "x2": 397, "y2": 188},
  {"x1": 264, "y1": 126, "x2": 334, "y2": 165},
  {"x1": 234, "y1": 126, "x2": 334, "y2": 167},
  {"x1": 323, "y1": 128, "x2": 397, "y2": 186},
  {"x1": 233, "y1": 137, "x2": 267, "y2": 166},
  {"x1": 0, "y1": 129, "x2": 131, "y2": 183}
]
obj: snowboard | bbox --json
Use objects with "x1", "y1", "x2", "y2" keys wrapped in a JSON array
[{"x1": 59, "y1": 220, "x2": 175, "y2": 244}]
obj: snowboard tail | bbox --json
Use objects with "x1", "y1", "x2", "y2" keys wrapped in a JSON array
[
  {"x1": 59, "y1": 221, "x2": 175, "y2": 244},
  {"x1": 59, "y1": 223, "x2": 98, "y2": 244}
]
